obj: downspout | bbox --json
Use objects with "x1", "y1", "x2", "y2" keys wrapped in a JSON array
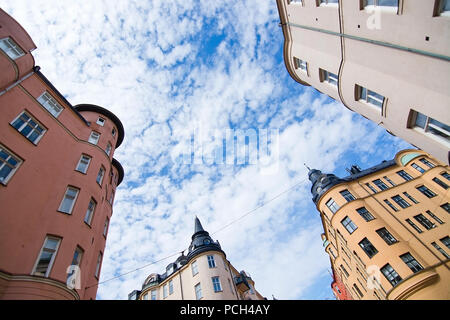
[{"x1": 0, "y1": 68, "x2": 36, "y2": 97}]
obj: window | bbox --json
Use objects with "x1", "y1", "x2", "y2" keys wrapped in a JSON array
[
  {"x1": 441, "y1": 202, "x2": 450, "y2": 213},
  {"x1": 84, "y1": 198, "x2": 96, "y2": 226},
  {"x1": 391, "y1": 195, "x2": 410, "y2": 209},
  {"x1": 356, "y1": 207, "x2": 375, "y2": 222},
  {"x1": 194, "y1": 283, "x2": 202, "y2": 300},
  {"x1": 326, "y1": 198, "x2": 340, "y2": 214},
  {"x1": 381, "y1": 264, "x2": 402, "y2": 287},
  {"x1": 109, "y1": 189, "x2": 115, "y2": 205},
  {"x1": 437, "y1": 0, "x2": 450, "y2": 16},
  {"x1": 191, "y1": 260, "x2": 198, "y2": 276},
  {"x1": 376, "y1": 228, "x2": 397, "y2": 245},
  {"x1": 169, "y1": 280, "x2": 174, "y2": 295},
  {"x1": 416, "y1": 185, "x2": 437, "y2": 198},
  {"x1": 106, "y1": 143, "x2": 112, "y2": 156},
  {"x1": 96, "y1": 166, "x2": 105, "y2": 186},
  {"x1": 442, "y1": 172, "x2": 450, "y2": 181},
  {"x1": 32, "y1": 236, "x2": 61, "y2": 277},
  {"x1": 384, "y1": 199, "x2": 399, "y2": 212},
  {"x1": 67, "y1": 246, "x2": 83, "y2": 281},
  {"x1": 340, "y1": 189, "x2": 356, "y2": 202},
  {"x1": 321, "y1": 69, "x2": 338, "y2": 86},
  {"x1": 207, "y1": 255, "x2": 216, "y2": 268},
  {"x1": 95, "y1": 252, "x2": 103, "y2": 278},
  {"x1": 359, "y1": 238, "x2": 378, "y2": 258},
  {"x1": 400, "y1": 253, "x2": 423, "y2": 273},
  {"x1": 431, "y1": 242, "x2": 450, "y2": 259},
  {"x1": 11, "y1": 112, "x2": 46, "y2": 144},
  {"x1": 363, "y1": 0, "x2": 398, "y2": 8},
  {"x1": 353, "y1": 284, "x2": 364, "y2": 298},
  {"x1": 319, "y1": 0, "x2": 339, "y2": 5},
  {"x1": 365, "y1": 183, "x2": 378, "y2": 194},
  {"x1": 358, "y1": 85, "x2": 385, "y2": 109},
  {"x1": 142, "y1": 293, "x2": 148, "y2": 300},
  {"x1": 163, "y1": 284, "x2": 168, "y2": 298},
  {"x1": 410, "y1": 110, "x2": 449, "y2": 143},
  {"x1": 411, "y1": 163, "x2": 425, "y2": 174},
  {"x1": 406, "y1": 219, "x2": 423, "y2": 233},
  {"x1": 0, "y1": 37, "x2": 25, "y2": 59},
  {"x1": 403, "y1": 192, "x2": 418, "y2": 204},
  {"x1": 103, "y1": 217, "x2": 109, "y2": 237},
  {"x1": 288, "y1": 0, "x2": 304, "y2": 4},
  {"x1": 426, "y1": 210, "x2": 444, "y2": 225},
  {"x1": 397, "y1": 170, "x2": 413, "y2": 181},
  {"x1": 88, "y1": 131, "x2": 100, "y2": 145},
  {"x1": 419, "y1": 158, "x2": 435, "y2": 168},
  {"x1": 37, "y1": 92, "x2": 64, "y2": 118},
  {"x1": 383, "y1": 176, "x2": 396, "y2": 187},
  {"x1": 212, "y1": 277, "x2": 222, "y2": 292},
  {"x1": 432, "y1": 177, "x2": 449, "y2": 190},
  {"x1": 440, "y1": 236, "x2": 450, "y2": 250},
  {"x1": 373, "y1": 179, "x2": 389, "y2": 191},
  {"x1": 58, "y1": 186, "x2": 79, "y2": 214},
  {"x1": 97, "y1": 117, "x2": 106, "y2": 126},
  {"x1": 340, "y1": 264, "x2": 349, "y2": 278},
  {"x1": 151, "y1": 290, "x2": 157, "y2": 300},
  {"x1": 341, "y1": 216, "x2": 358, "y2": 234},
  {"x1": 112, "y1": 128, "x2": 116, "y2": 137},
  {"x1": 413, "y1": 214, "x2": 436, "y2": 230},
  {"x1": 0, "y1": 145, "x2": 22, "y2": 184},
  {"x1": 75, "y1": 154, "x2": 91, "y2": 174},
  {"x1": 293, "y1": 57, "x2": 308, "y2": 73}
]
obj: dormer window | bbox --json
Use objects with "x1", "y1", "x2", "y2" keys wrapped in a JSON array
[
  {"x1": 0, "y1": 37, "x2": 25, "y2": 60},
  {"x1": 97, "y1": 117, "x2": 106, "y2": 126}
]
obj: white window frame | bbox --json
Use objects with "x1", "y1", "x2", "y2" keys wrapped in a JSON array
[
  {"x1": 169, "y1": 279, "x2": 174, "y2": 295},
  {"x1": 357, "y1": 85, "x2": 385, "y2": 110},
  {"x1": 106, "y1": 142, "x2": 112, "y2": 156},
  {"x1": 37, "y1": 91, "x2": 64, "y2": 118},
  {"x1": 96, "y1": 117, "x2": 106, "y2": 126},
  {"x1": 95, "y1": 252, "x2": 103, "y2": 278},
  {"x1": 326, "y1": 198, "x2": 340, "y2": 214},
  {"x1": 409, "y1": 110, "x2": 450, "y2": 146},
  {"x1": 207, "y1": 255, "x2": 216, "y2": 268},
  {"x1": 88, "y1": 131, "x2": 101, "y2": 145},
  {"x1": 318, "y1": 0, "x2": 339, "y2": 7},
  {"x1": 294, "y1": 57, "x2": 308, "y2": 74},
  {"x1": 10, "y1": 111, "x2": 46, "y2": 144},
  {"x1": 195, "y1": 283, "x2": 202, "y2": 300},
  {"x1": 0, "y1": 37, "x2": 25, "y2": 60},
  {"x1": 151, "y1": 290, "x2": 157, "y2": 300},
  {"x1": 438, "y1": 0, "x2": 450, "y2": 16},
  {"x1": 58, "y1": 186, "x2": 80, "y2": 214},
  {"x1": 32, "y1": 236, "x2": 61, "y2": 277},
  {"x1": 321, "y1": 69, "x2": 338, "y2": 87},
  {"x1": 0, "y1": 144, "x2": 22, "y2": 185},
  {"x1": 288, "y1": 0, "x2": 304, "y2": 5},
  {"x1": 96, "y1": 166, "x2": 105, "y2": 186},
  {"x1": 191, "y1": 260, "x2": 199, "y2": 276},
  {"x1": 75, "y1": 154, "x2": 91, "y2": 174},
  {"x1": 212, "y1": 276, "x2": 222, "y2": 292},
  {"x1": 84, "y1": 198, "x2": 96, "y2": 226}
]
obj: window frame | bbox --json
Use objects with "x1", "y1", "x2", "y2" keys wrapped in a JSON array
[
  {"x1": 37, "y1": 91, "x2": 64, "y2": 118},
  {"x1": 212, "y1": 276, "x2": 222, "y2": 292},
  {"x1": 326, "y1": 198, "x2": 340, "y2": 214},
  {"x1": 340, "y1": 189, "x2": 356, "y2": 202},
  {"x1": 31, "y1": 236, "x2": 61, "y2": 277},
  {"x1": 94, "y1": 252, "x2": 103, "y2": 279},
  {"x1": 416, "y1": 185, "x2": 437, "y2": 198},
  {"x1": 358, "y1": 237, "x2": 378, "y2": 258},
  {"x1": 341, "y1": 216, "x2": 358, "y2": 234},
  {"x1": 11, "y1": 111, "x2": 47, "y2": 145},
  {"x1": 413, "y1": 214, "x2": 436, "y2": 230},
  {"x1": 96, "y1": 166, "x2": 105, "y2": 186},
  {"x1": 84, "y1": 198, "x2": 97, "y2": 226},
  {"x1": 58, "y1": 186, "x2": 80, "y2": 214},
  {"x1": 320, "y1": 69, "x2": 338, "y2": 87},
  {"x1": 0, "y1": 37, "x2": 25, "y2": 60},
  {"x1": 376, "y1": 227, "x2": 398, "y2": 245},
  {"x1": 357, "y1": 85, "x2": 385, "y2": 110},
  {"x1": 207, "y1": 255, "x2": 216, "y2": 268},
  {"x1": 194, "y1": 283, "x2": 202, "y2": 300},
  {"x1": 191, "y1": 260, "x2": 199, "y2": 276},
  {"x1": 75, "y1": 154, "x2": 92, "y2": 174},
  {"x1": 380, "y1": 263, "x2": 402, "y2": 287},
  {"x1": 391, "y1": 195, "x2": 411, "y2": 209},
  {"x1": 356, "y1": 207, "x2": 375, "y2": 222},
  {"x1": 396, "y1": 170, "x2": 413, "y2": 181},
  {"x1": 88, "y1": 131, "x2": 101, "y2": 145},
  {"x1": 0, "y1": 144, "x2": 22, "y2": 185},
  {"x1": 400, "y1": 252, "x2": 423, "y2": 273},
  {"x1": 409, "y1": 110, "x2": 450, "y2": 145}
]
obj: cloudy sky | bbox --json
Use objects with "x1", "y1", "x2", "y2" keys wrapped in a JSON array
[{"x1": 3, "y1": 0, "x2": 412, "y2": 300}]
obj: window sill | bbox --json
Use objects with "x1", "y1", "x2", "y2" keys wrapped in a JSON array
[{"x1": 57, "y1": 210, "x2": 73, "y2": 216}]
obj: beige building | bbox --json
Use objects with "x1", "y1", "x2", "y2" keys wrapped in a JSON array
[
  {"x1": 276, "y1": 0, "x2": 450, "y2": 165},
  {"x1": 309, "y1": 149, "x2": 450, "y2": 299},
  {"x1": 128, "y1": 217, "x2": 265, "y2": 300}
]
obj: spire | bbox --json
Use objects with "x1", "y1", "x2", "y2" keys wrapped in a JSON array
[{"x1": 194, "y1": 216, "x2": 205, "y2": 234}]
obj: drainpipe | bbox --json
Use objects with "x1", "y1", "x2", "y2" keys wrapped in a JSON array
[{"x1": 0, "y1": 67, "x2": 37, "y2": 97}]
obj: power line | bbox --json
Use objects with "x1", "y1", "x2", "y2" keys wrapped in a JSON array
[{"x1": 85, "y1": 176, "x2": 308, "y2": 290}]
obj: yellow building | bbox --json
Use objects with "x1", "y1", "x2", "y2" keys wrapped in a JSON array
[
  {"x1": 309, "y1": 149, "x2": 450, "y2": 300},
  {"x1": 128, "y1": 217, "x2": 265, "y2": 300},
  {"x1": 276, "y1": 0, "x2": 450, "y2": 165}
]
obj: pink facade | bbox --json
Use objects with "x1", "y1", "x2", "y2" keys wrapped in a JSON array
[{"x1": 0, "y1": 9, "x2": 124, "y2": 300}]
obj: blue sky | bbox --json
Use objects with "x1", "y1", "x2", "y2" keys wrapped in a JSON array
[{"x1": 3, "y1": 0, "x2": 412, "y2": 300}]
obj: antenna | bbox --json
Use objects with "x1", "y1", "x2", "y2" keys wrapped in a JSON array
[{"x1": 304, "y1": 163, "x2": 311, "y2": 171}]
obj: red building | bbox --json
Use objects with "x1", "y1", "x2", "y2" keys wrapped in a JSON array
[{"x1": 0, "y1": 9, "x2": 124, "y2": 299}]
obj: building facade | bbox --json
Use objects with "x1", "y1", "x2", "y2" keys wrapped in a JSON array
[
  {"x1": 310, "y1": 149, "x2": 450, "y2": 300},
  {"x1": 0, "y1": 9, "x2": 125, "y2": 300},
  {"x1": 128, "y1": 217, "x2": 265, "y2": 301},
  {"x1": 276, "y1": 0, "x2": 450, "y2": 165}
]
